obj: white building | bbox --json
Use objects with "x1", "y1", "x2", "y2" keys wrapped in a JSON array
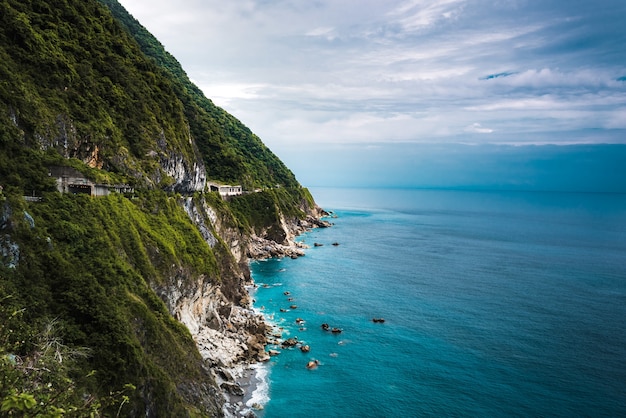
[{"x1": 208, "y1": 182, "x2": 243, "y2": 198}]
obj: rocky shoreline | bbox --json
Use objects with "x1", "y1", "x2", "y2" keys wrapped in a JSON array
[
  {"x1": 220, "y1": 213, "x2": 332, "y2": 417},
  {"x1": 176, "y1": 205, "x2": 332, "y2": 417}
]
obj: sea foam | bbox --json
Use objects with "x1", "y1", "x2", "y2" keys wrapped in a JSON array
[{"x1": 245, "y1": 363, "x2": 270, "y2": 410}]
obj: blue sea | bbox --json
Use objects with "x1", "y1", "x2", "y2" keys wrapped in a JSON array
[{"x1": 248, "y1": 188, "x2": 626, "y2": 417}]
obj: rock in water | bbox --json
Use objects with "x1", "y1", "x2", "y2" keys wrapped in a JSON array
[{"x1": 306, "y1": 359, "x2": 320, "y2": 369}]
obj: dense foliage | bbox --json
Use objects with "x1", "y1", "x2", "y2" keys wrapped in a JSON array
[
  {"x1": 0, "y1": 0, "x2": 317, "y2": 415},
  {"x1": 0, "y1": 0, "x2": 197, "y2": 186},
  {"x1": 98, "y1": 0, "x2": 299, "y2": 189},
  {"x1": 0, "y1": 191, "x2": 224, "y2": 416},
  {"x1": 229, "y1": 188, "x2": 314, "y2": 232},
  {"x1": 0, "y1": 0, "x2": 298, "y2": 191}
]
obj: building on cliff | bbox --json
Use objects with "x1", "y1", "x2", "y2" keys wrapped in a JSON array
[
  {"x1": 208, "y1": 182, "x2": 243, "y2": 198},
  {"x1": 48, "y1": 166, "x2": 134, "y2": 197}
]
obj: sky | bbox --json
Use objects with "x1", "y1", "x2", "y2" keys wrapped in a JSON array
[{"x1": 117, "y1": 0, "x2": 626, "y2": 190}]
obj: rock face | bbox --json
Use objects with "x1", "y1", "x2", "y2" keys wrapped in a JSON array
[
  {"x1": 247, "y1": 234, "x2": 306, "y2": 259},
  {"x1": 160, "y1": 153, "x2": 207, "y2": 193},
  {"x1": 150, "y1": 193, "x2": 328, "y2": 414}
]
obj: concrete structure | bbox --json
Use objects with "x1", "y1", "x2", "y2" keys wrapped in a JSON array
[
  {"x1": 48, "y1": 166, "x2": 133, "y2": 197},
  {"x1": 208, "y1": 182, "x2": 243, "y2": 198}
]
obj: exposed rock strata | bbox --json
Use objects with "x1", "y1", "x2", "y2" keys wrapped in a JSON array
[{"x1": 159, "y1": 194, "x2": 329, "y2": 416}]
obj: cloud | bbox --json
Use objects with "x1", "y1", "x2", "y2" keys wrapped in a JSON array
[
  {"x1": 305, "y1": 27, "x2": 337, "y2": 40},
  {"x1": 387, "y1": 0, "x2": 465, "y2": 32},
  {"x1": 117, "y1": 0, "x2": 626, "y2": 150},
  {"x1": 465, "y1": 123, "x2": 494, "y2": 134}
]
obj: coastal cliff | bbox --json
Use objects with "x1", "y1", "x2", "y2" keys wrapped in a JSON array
[{"x1": 0, "y1": 0, "x2": 324, "y2": 416}]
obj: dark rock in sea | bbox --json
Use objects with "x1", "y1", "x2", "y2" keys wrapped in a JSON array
[
  {"x1": 281, "y1": 337, "x2": 299, "y2": 348},
  {"x1": 372, "y1": 318, "x2": 386, "y2": 323},
  {"x1": 332, "y1": 242, "x2": 340, "y2": 246},
  {"x1": 321, "y1": 323, "x2": 330, "y2": 331},
  {"x1": 331, "y1": 328, "x2": 342, "y2": 334},
  {"x1": 306, "y1": 359, "x2": 320, "y2": 369},
  {"x1": 290, "y1": 304, "x2": 298, "y2": 309},
  {"x1": 314, "y1": 242, "x2": 323, "y2": 247},
  {"x1": 268, "y1": 349, "x2": 281, "y2": 356},
  {"x1": 284, "y1": 291, "x2": 291, "y2": 295},
  {"x1": 300, "y1": 345, "x2": 311, "y2": 353}
]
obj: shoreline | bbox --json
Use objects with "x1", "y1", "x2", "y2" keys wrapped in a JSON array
[
  {"x1": 221, "y1": 284, "x2": 272, "y2": 418},
  {"x1": 221, "y1": 361, "x2": 268, "y2": 417},
  {"x1": 221, "y1": 211, "x2": 332, "y2": 417}
]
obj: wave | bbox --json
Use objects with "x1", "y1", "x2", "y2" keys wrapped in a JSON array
[{"x1": 246, "y1": 363, "x2": 270, "y2": 411}]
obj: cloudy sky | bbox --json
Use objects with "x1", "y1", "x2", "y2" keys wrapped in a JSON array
[{"x1": 117, "y1": 0, "x2": 626, "y2": 189}]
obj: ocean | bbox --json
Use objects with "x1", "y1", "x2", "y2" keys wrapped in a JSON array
[{"x1": 248, "y1": 187, "x2": 626, "y2": 417}]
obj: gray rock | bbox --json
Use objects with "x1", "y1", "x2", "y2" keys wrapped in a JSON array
[{"x1": 220, "y1": 382, "x2": 244, "y2": 397}]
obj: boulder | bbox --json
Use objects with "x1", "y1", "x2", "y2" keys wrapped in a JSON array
[
  {"x1": 281, "y1": 337, "x2": 298, "y2": 348},
  {"x1": 306, "y1": 359, "x2": 320, "y2": 369},
  {"x1": 220, "y1": 382, "x2": 244, "y2": 397}
]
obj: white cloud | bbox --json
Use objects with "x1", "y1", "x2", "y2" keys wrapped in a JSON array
[
  {"x1": 387, "y1": 0, "x2": 465, "y2": 32},
  {"x1": 465, "y1": 123, "x2": 494, "y2": 134},
  {"x1": 305, "y1": 27, "x2": 337, "y2": 40},
  {"x1": 117, "y1": 0, "x2": 626, "y2": 149}
]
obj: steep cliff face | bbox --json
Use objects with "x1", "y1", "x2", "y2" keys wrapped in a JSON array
[
  {"x1": 0, "y1": 189, "x2": 325, "y2": 416},
  {"x1": 0, "y1": 0, "x2": 327, "y2": 416}
]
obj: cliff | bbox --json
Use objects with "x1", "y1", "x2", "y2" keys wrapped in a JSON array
[{"x1": 0, "y1": 0, "x2": 325, "y2": 416}]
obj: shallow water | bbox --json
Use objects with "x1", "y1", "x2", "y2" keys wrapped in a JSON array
[{"x1": 251, "y1": 188, "x2": 626, "y2": 417}]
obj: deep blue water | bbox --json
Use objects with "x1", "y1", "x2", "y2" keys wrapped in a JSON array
[{"x1": 249, "y1": 188, "x2": 626, "y2": 417}]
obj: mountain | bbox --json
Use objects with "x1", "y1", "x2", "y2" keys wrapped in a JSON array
[{"x1": 0, "y1": 0, "x2": 323, "y2": 416}]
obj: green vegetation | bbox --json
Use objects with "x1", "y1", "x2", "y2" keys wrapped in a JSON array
[
  {"x1": 98, "y1": 0, "x2": 299, "y2": 190},
  {"x1": 1, "y1": 299, "x2": 136, "y2": 417},
  {"x1": 1, "y1": 191, "x2": 223, "y2": 416},
  {"x1": 0, "y1": 0, "x2": 197, "y2": 187},
  {"x1": 0, "y1": 0, "x2": 319, "y2": 415},
  {"x1": 228, "y1": 187, "x2": 316, "y2": 241},
  {"x1": 0, "y1": 0, "x2": 299, "y2": 192}
]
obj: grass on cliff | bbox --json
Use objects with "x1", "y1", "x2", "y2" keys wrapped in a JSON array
[
  {"x1": 1, "y1": 0, "x2": 300, "y2": 191},
  {"x1": 0, "y1": 191, "x2": 224, "y2": 416},
  {"x1": 227, "y1": 187, "x2": 316, "y2": 238}
]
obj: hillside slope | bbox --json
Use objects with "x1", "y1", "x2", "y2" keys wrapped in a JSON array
[{"x1": 0, "y1": 0, "x2": 323, "y2": 416}]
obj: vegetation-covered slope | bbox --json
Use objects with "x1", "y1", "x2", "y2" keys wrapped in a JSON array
[
  {"x1": 0, "y1": 0, "x2": 298, "y2": 192},
  {"x1": 0, "y1": 0, "x2": 320, "y2": 416},
  {"x1": 98, "y1": 0, "x2": 299, "y2": 190},
  {"x1": 1, "y1": 191, "x2": 226, "y2": 416}
]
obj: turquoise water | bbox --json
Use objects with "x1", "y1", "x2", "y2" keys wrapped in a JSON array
[{"x1": 250, "y1": 188, "x2": 626, "y2": 417}]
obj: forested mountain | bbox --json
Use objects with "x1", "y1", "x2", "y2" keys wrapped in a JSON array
[
  {"x1": 0, "y1": 0, "x2": 319, "y2": 416},
  {"x1": 0, "y1": 0, "x2": 298, "y2": 193}
]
